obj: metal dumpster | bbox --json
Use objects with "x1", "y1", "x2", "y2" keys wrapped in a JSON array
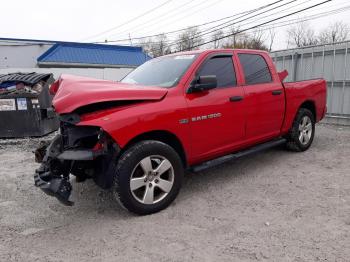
[{"x1": 0, "y1": 72, "x2": 59, "y2": 138}]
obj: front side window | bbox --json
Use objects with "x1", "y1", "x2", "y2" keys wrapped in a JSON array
[
  {"x1": 238, "y1": 53, "x2": 272, "y2": 85},
  {"x1": 121, "y1": 54, "x2": 197, "y2": 88},
  {"x1": 198, "y1": 56, "x2": 236, "y2": 88}
]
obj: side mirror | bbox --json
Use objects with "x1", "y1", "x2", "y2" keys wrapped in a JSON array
[{"x1": 188, "y1": 75, "x2": 217, "y2": 93}]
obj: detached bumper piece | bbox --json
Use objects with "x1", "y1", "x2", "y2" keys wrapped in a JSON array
[
  {"x1": 34, "y1": 166, "x2": 73, "y2": 206},
  {"x1": 33, "y1": 134, "x2": 74, "y2": 205}
]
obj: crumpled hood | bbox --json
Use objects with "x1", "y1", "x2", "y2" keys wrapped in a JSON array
[{"x1": 52, "y1": 74, "x2": 168, "y2": 114}]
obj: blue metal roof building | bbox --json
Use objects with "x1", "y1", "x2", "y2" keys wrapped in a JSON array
[
  {"x1": 0, "y1": 38, "x2": 151, "y2": 69},
  {"x1": 37, "y1": 42, "x2": 151, "y2": 68}
]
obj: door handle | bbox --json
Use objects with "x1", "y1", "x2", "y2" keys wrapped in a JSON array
[
  {"x1": 272, "y1": 90, "x2": 283, "y2": 95},
  {"x1": 230, "y1": 96, "x2": 244, "y2": 102}
]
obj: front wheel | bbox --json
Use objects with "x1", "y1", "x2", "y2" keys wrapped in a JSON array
[
  {"x1": 112, "y1": 140, "x2": 183, "y2": 215},
  {"x1": 286, "y1": 108, "x2": 315, "y2": 152}
]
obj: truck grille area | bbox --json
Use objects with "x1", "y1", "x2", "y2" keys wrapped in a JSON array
[{"x1": 60, "y1": 122, "x2": 101, "y2": 150}]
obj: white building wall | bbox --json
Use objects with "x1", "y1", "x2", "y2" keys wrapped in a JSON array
[{"x1": 0, "y1": 43, "x2": 52, "y2": 68}]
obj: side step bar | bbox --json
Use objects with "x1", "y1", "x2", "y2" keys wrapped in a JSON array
[{"x1": 190, "y1": 138, "x2": 286, "y2": 172}]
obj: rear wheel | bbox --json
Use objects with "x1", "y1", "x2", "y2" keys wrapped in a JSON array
[
  {"x1": 113, "y1": 140, "x2": 183, "y2": 215},
  {"x1": 286, "y1": 108, "x2": 315, "y2": 152}
]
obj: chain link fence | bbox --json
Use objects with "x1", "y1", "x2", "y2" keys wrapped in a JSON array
[{"x1": 271, "y1": 41, "x2": 350, "y2": 125}]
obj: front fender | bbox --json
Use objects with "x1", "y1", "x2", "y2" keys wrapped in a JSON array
[{"x1": 76, "y1": 98, "x2": 191, "y2": 159}]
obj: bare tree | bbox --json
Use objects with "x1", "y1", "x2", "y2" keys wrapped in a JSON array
[
  {"x1": 176, "y1": 26, "x2": 203, "y2": 51},
  {"x1": 138, "y1": 33, "x2": 171, "y2": 57},
  {"x1": 286, "y1": 21, "x2": 318, "y2": 47},
  {"x1": 138, "y1": 38, "x2": 152, "y2": 56},
  {"x1": 318, "y1": 22, "x2": 349, "y2": 44},
  {"x1": 211, "y1": 30, "x2": 224, "y2": 49},
  {"x1": 287, "y1": 20, "x2": 350, "y2": 48},
  {"x1": 286, "y1": 22, "x2": 304, "y2": 47},
  {"x1": 223, "y1": 26, "x2": 241, "y2": 48},
  {"x1": 304, "y1": 28, "x2": 318, "y2": 46},
  {"x1": 222, "y1": 27, "x2": 268, "y2": 50},
  {"x1": 151, "y1": 34, "x2": 171, "y2": 57},
  {"x1": 249, "y1": 29, "x2": 268, "y2": 50},
  {"x1": 268, "y1": 27, "x2": 276, "y2": 51}
]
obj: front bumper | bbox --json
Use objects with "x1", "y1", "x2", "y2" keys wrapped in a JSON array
[
  {"x1": 33, "y1": 124, "x2": 111, "y2": 206},
  {"x1": 34, "y1": 149, "x2": 105, "y2": 206}
]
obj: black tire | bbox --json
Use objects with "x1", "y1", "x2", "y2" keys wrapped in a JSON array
[
  {"x1": 112, "y1": 140, "x2": 184, "y2": 215},
  {"x1": 286, "y1": 108, "x2": 315, "y2": 152}
]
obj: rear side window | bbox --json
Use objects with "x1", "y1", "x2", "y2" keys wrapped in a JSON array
[
  {"x1": 198, "y1": 56, "x2": 236, "y2": 88},
  {"x1": 238, "y1": 54, "x2": 272, "y2": 85}
]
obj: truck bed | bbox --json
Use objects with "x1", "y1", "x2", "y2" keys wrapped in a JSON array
[{"x1": 282, "y1": 79, "x2": 327, "y2": 134}]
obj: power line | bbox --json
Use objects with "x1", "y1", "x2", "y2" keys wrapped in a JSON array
[
  {"x1": 198, "y1": 0, "x2": 313, "y2": 38},
  {"x1": 82, "y1": 0, "x2": 175, "y2": 41},
  {"x1": 100, "y1": 2, "x2": 347, "y2": 49},
  {"x1": 95, "y1": 0, "x2": 286, "y2": 44},
  {"x1": 99, "y1": 0, "x2": 207, "y2": 40},
  {"x1": 198, "y1": 4, "x2": 350, "y2": 44},
  {"x1": 99, "y1": 0, "x2": 346, "y2": 47},
  {"x1": 99, "y1": 0, "x2": 205, "y2": 40},
  {"x1": 145, "y1": 0, "x2": 287, "y2": 39},
  {"x1": 175, "y1": 0, "x2": 298, "y2": 46},
  {"x1": 1, "y1": 0, "x2": 344, "y2": 52},
  {"x1": 138, "y1": 0, "x2": 229, "y2": 36},
  {"x1": 93, "y1": 9, "x2": 258, "y2": 44},
  {"x1": 3, "y1": 3, "x2": 346, "y2": 49},
  {"x1": 206, "y1": 0, "x2": 348, "y2": 36},
  {"x1": 102, "y1": 0, "x2": 345, "y2": 43},
  {"x1": 189, "y1": 0, "x2": 332, "y2": 50},
  {"x1": 240, "y1": 2, "x2": 350, "y2": 33},
  {"x1": 117, "y1": 0, "x2": 329, "y2": 54},
  {"x1": 145, "y1": 0, "x2": 332, "y2": 53},
  {"x1": 163, "y1": 0, "x2": 301, "y2": 49}
]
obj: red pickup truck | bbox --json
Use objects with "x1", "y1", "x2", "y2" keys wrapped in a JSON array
[{"x1": 34, "y1": 49, "x2": 327, "y2": 215}]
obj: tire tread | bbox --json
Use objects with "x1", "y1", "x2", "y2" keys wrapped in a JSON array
[
  {"x1": 286, "y1": 108, "x2": 315, "y2": 152},
  {"x1": 112, "y1": 140, "x2": 183, "y2": 215}
]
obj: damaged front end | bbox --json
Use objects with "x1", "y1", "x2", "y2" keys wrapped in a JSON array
[{"x1": 34, "y1": 114, "x2": 120, "y2": 206}]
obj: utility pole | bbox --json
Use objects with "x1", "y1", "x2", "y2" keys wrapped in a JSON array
[{"x1": 129, "y1": 33, "x2": 133, "y2": 46}]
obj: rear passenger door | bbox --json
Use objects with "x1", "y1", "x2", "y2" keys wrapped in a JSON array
[{"x1": 237, "y1": 52, "x2": 285, "y2": 142}]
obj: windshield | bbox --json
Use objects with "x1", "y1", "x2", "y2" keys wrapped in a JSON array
[{"x1": 121, "y1": 54, "x2": 197, "y2": 87}]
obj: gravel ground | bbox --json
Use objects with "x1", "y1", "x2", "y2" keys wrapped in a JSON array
[{"x1": 0, "y1": 124, "x2": 349, "y2": 262}]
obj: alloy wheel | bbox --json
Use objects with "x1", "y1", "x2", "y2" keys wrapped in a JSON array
[
  {"x1": 298, "y1": 115, "x2": 312, "y2": 145},
  {"x1": 129, "y1": 155, "x2": 174, "y2": 204}
]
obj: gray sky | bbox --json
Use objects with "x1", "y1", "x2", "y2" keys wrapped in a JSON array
[{"x1": 1, "y1": 0, "x2": 350, "y2": 50}]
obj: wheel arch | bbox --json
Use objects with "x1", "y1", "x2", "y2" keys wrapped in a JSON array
[
  {"x1": 121, "y1": 130, "x2": 188, "y2": 167},
  {"x1": 299, "y1": 100, "x2": 316, "y2": 120}
]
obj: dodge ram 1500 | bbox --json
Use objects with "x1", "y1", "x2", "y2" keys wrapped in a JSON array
[{"x1": 34, "y1": 49, "x2": 327, "y2": 215}]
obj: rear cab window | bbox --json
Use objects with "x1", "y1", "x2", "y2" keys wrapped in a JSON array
[
  {"x1": 238, "y1": 53, "x2": 272, "y2": 85},
  {"x1": 197, "y1": 56, "x2": 237, "y2": 88}
]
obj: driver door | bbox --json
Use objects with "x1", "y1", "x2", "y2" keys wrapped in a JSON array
[{"x1": 185, "y1": 54, "x2": 246, "y2": 163}]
